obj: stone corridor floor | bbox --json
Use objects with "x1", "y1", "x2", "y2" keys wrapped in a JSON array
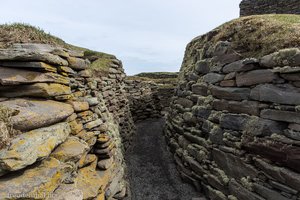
[{"x1": 125, "y1": 118, "x2": 205, "y2": 200}]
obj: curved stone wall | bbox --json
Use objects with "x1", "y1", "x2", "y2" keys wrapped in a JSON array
[
  {"x1": 0, "y1": 43, "x2": 131, "y2": 199},
  {"x1": 240, "y1": 0, "x2": 300, "y2": 16},
  {"x1": 165, "y1": 31, "x2": 300, "y2": 199}
]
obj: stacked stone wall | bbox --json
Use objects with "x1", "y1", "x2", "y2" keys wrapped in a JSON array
[
  {"x1": 125, "y1": 80, "x2": 162, "y2": 122},
  {"x1": 165, "y1": 39, "x2": 300, "y2": 200},
  {"x1": 240, "y1": 0, "x2": 300, "y2": 16},
  {"x1": 0, "y1": 43, "x2": 129, "y2": 199},
  {"x1": 126, "y1": 77, "x2": 175, "y2": 121}
]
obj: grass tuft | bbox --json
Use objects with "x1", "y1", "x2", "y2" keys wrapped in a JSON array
[{"x1": 0, "y1": 23, "x2": 70, "y2": 49}]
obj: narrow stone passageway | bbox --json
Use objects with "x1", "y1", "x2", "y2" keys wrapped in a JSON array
[{"x1": 125, "y1": 118, "x2": 205, "y2": 200}]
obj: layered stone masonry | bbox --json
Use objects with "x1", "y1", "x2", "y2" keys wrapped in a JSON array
[
  {"x1": 240, "y1": 0, "x2": 300, "y2": 16},
  {"x1": 125, "y1": 79, "x2": 163, "y2": 122},
  {"x1": 165, "y1": 40, "x2": 300, "y2": 199},
  {"x1": 0, "y1": 43, "x2": 129, "y2": 200},
  {"x1": 94, "y1": 60, "x2": 135, "y2": 150},
  {"x1": 125, "y1": 74, "x2": 177, "y2": 122}
]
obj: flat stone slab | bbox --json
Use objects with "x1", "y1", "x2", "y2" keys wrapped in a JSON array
[
  {"x1": 0, "y1": 67, "x2": 69, "y2": 85},
  {"x1": 0, "y1": 48, "x2": 68, "y2": 66},
  {"x1": 261, "y1": 109, "x2": 300, "y2": 124},
  {"x1": 0, "y1": 61, "x2": 57, "y2": 72},
  {"x1": 51, "y1": 136, "x2": 89, "y2": 163},
  {"x1": 0, "y1": 122, "x2": 70, "y2": 174},
  {"x1": 0, "y1": 99, "x2": 74, "y2": 131},
  {"x1": 67, "y1": 57, "x2": 89, "y2": 70},
  {"x1": 236, "y1": 69, "x2": 278, "y2": 86},
  {"x1": 210, "y1": 85, "x2": 250, "y2": 101},
  {"x1": 0, "y1": 157, "x2": 67, "y2": 199},
  {"x1": 260, "y1": 48, "x2": 300, "y2": 68},
  {"x1": 0, "y1": 83, "x2": 71, "y2": 98},
  {"x1": 251, "y1": 84, "x2": 300, "y2": 105},
  {"x1": 49, "y1": 184, "x2": 83, "y2": 200}
]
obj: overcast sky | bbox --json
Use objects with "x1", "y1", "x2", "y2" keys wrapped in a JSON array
[{"x1": 0, "y1": 0, "x2": 241, "y2": 75}]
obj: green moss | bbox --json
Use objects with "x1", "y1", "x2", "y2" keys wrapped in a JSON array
[{"x1": 90, "y1": 58, "x2": 112, "y2": 75}]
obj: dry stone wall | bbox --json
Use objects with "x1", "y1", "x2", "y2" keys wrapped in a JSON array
[
  {"x1": 93, "y1": 59, "x2": 135, "y2": 150},
  {"x1": 0, "y1": 43, "x2": 129, "y2": 200},
  {"x1": 165, "y1": 38, "x2": 300, "y2": 199},
  {"x1": 125, "y1": 73, "x2": 177, "y2": 122},
  {"x1": 125, "y1": 79, "x2": 163, "y2": 121},
  {"x1": 240, "y1": 0, "x2": 300, "y2": 16}
]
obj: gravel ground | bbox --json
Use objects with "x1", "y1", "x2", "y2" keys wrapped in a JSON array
[{"x1": 125, "y1": 118, "x2": 205, "y2": 200}]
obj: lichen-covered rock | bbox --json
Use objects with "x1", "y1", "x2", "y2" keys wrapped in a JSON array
[
  {"x1": 0, "y1": 67, "x2": 69, "y2": 85},
  {"x1": 0, "y1": 122, "x2": 70, "y2": 174},
  {"x1": 48, "y1": 184, "x2": 83, "y2": 200},
  {"x1": 75, "y1": 164, "x2": 106, "y2": 199},
  {"x1": 0, "y1": 47, "x2": 68, "y2": 66},
  {"x1": 51, "y1": 136, "x2": 89, "y2": 163},
  {"x1": 0, "y1": 157, "x2": 70, "y2": 200},
  {"x1": 0, "y1": 99, "x2": 74, "y2": 131},
  {"x1": 0, "y1": 83, "x2": 71, "y2": 98}
]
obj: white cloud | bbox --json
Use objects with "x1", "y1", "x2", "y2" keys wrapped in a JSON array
[{"x1": 0, "y1": 0, "x2": 242, "y2": 75}]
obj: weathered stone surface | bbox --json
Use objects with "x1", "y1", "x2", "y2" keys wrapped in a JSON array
[
  {"x1": 0, "y1": 122, "x2": 70, "y2": 173},
  {"x1": 250, "y1": 84, "x2": 300, "y2": 105},
  {"x1": 0, "y1": 157, "x2": 68, "y2": 199},
  {"x1": 75, "y1": 165, "x2": 104, "y2": 199},
  {"x1": 220, "y1": 80, "x2": 236, "y2": 87},
  {"x1": 202, "y1": 73, "x2": 224, "y2": 84},
  {"x1": 244, "y1": 138, "x2": 300, "y2": 173},
  {"x1": 220, "y1": 113, "x2": 250, "y2": 131},
  {"x1": 0, "y1": 61, "x2": 57, "y2": 72},
  {"x1": 49, "y1": 184, "x2": 83, "y2": 200},
  {"x1": 175, "y1": 98, "x2": 194, "y2": 108},
  {"x1": 253, "y1": 183, "x2": 290, "y2": 200},
  {"x1": 0, "y1": 67, "x2": 69, "y2": 85},
  {"x1": 84, "y1": 119, "x2": 103, "y2": 130},
  {"x1": 67, "y1": 57, "x2": 89, "y2": 70},
  {"x1": 0, "y1": 48, "x2": 68, "y2": 66},
  {"x1": 195, "y1": 60, "x2": 210, "y2": 74},
  {"x1": 212, "y1": 148, "x2": 258, "y2": 179},
  {"x1": 210, "y1": 85, "x2": 250, "y2": 101},
  {"x1": 0, "y1": 99, "x2": 74, "y2": 131},
  {"x1": 0, "y1": 83, "x2": 71, "y2": 98},
  {"x1": 284, "y1": 129, "x2": 300, "y2": 141},
  {"x1": 67, "y1": 101, "x2": 89, "y2": 112},
  {"x1": 97, "y1": 157, "x2": 113, "y2": 170},
  {"x1": 78, "y1": 70, "x2": 92, "y2": 78},
  {"x1": 84, "y1": 97, "x2": 99, "y2": 106},
  {"x1": 254, "y1": 158, "x2": 300, "y2": 191},
  {"x1": 280, "y1": 73, "x2": 300, "y2": 81},
  {"x1": 261, "y1": 109, "x2": 300, "y2": 124},
  {"x1": 236, "y1": 69, "x2": 277, "y2": 86},
  {"x1": 191, "y1": 83, "x2": 208, "y2": 96},
  {"x1": 289, "y1": 123, "x2": 300, "y2": 132},
  {"x1": 244, "y1": 116, "x2": 286, "y2": 136},
  {"x1": 260, "y1": 48, "x2": 300, "y2": 68},
  {"x1": 222, "y1": 58, "x2": 258, "y2": 73},
  {"x1": 212, "y1": 99, "x2": 260, "y2": 116},
  {"x1": 228, "y1": 179, "x2": 265, "y2": 200},
  {"x1": 51, "y1": 136, "x2": 89, "y2": 163}
]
